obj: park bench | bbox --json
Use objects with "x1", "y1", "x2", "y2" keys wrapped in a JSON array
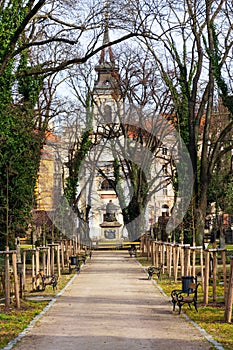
[
  {"x1": 147, "y1": 264, "x2": 163, "y2": 280},
  {"x1": 171, "y1": 275, "x2": 200, "y2": 314},
  {"x1": 39, "y1": 271, "x2": 57, "y2": 291},
  {"x1": 128, "y1": 247, "x2": 137, "y2": 257}
]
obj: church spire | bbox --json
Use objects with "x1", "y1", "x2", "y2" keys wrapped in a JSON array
[
  {"x1": 93, "y1": 1, "x2": 120, "y2": 101},
  {"x1": 99, "y1": 1, "x2": 114, "y2": 64}
]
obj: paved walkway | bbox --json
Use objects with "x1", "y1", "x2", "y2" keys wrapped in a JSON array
[{"x1": 14, "y1": 251, "x2": 213, "y2": 350}]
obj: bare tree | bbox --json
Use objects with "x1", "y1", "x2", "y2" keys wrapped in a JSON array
[
  {"x1": 0, "y1": 0, "x2": 143, "y2": 247},
  {"x1": 61, "y1": 45, "x2": 177, "y2": 241},
  {"x1": 135, "y1": 0, "x2": 233, "y2": 245}
]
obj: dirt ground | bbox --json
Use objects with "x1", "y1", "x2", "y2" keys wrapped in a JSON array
[{"x1": 12, "y1": 251, "x2": 214, "y2": 350}]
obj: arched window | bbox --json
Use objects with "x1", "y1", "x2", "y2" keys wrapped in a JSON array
[
  {"x1": 161, "y1": 204, "x2": 169, "y2": 215},
  {"x1": 101, "y1": 179, "x2": 114, "y2": 191},
  {"x1": 103, "y1": 104, "x2": 112, "y2": 123}
]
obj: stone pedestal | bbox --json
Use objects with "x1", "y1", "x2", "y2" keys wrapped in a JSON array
[{"x1": 100, "y1": 221, "x2": 122, "y2": 241}]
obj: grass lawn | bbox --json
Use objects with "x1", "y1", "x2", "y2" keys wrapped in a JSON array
[
  {"x1": 0, "y1": 271, "x2": 75, "y2": 349},
  {"x1": 0, "y1": 300, "x2": 48, "y2": 348},
  {"x1": 137, "y1": 255, "x2": 233, "y2": 350}
]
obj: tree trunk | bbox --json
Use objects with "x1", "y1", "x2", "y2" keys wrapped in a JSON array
[
  {"x1": 195, "y1": 183, "x2": 208, "y2": 246},
  {"x1": 195, "y1": 208, "x2": 205, "y2": 246}
]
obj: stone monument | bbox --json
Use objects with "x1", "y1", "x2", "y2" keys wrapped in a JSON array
[{"x1": 100, "y1": 200, "x2": 122, "y2": 240}]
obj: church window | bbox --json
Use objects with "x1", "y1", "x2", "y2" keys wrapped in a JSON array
[
  {"x1": 162, "y1": 165, "x2": 167, "y2": 174},
  {"x1": 103, "y1": 104, "x2": 112, "y2": 123},
  {"x1": 163, "y1": 187, "x2": 168, "y2": 195},
  {"x1": 162, "y1": 204, "x2": 169, "y2": 213},
  {"x1": 103, "y1": 79, "x2": 110, "y2": 86},
  {"x1": 101, "y1": 179, "x2": 114, "y2": 190}
]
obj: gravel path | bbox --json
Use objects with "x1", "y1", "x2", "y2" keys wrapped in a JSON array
[{"x1": 14, "y1": 251, "x2": 213, "y2": 350}]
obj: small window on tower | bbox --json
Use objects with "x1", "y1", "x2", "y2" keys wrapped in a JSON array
[
  {"x1": 101, "y1": 179, "x2": 114, "y2": 191},
  {"x1": 103, "y1": 79, "x2": 110, "y2": 86}
]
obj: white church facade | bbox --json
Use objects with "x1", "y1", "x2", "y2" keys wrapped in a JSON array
[{"x1": 81, "y1": 26, "x2": 174, "y2": 243}]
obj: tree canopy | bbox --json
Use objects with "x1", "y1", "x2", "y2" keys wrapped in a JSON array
[{"x1": 1, "y1": 0, "x2": 233, "y2": 247}]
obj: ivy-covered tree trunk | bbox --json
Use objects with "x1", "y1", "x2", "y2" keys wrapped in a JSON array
[
  {"x1": 64, "y1": 130, "x2": 92, "y2": 208},
  {"x1": 63, "y1": 129, "x2": 92, "y2": 244},
  {"x1": 0, "y1": 11, "x2": 45, "y2": 248},
  {"x1": 113, "y1": 158, "x2": 148, "y2": 241}
]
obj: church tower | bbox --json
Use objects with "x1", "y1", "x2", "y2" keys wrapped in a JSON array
[
  {"x1": 89, "y1": 9, "x2": 124, "y2": 243},
  {"x1": 92, "y1": 10, "x2": 122, "y2": 133}
]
